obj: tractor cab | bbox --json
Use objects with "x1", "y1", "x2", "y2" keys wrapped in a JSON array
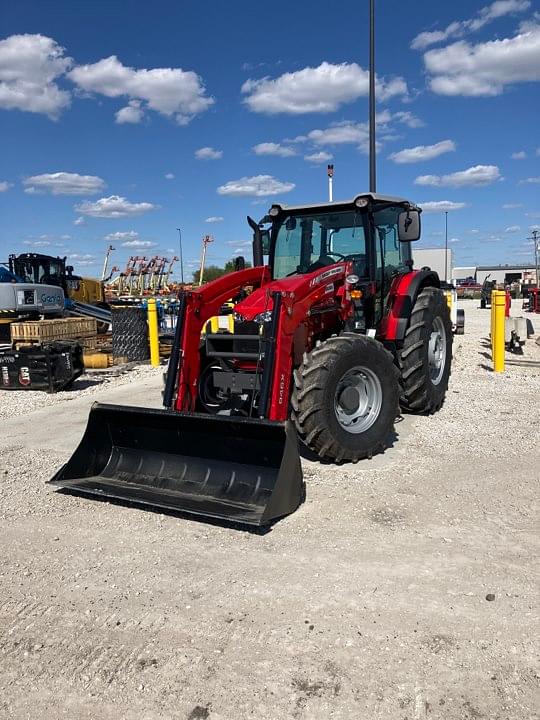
[
  {"x1": 239, "y1": 194, "x2": 421, "y2": 331},
  {"x1": 251, "y1": 194, "x2": 420, "y2": 276}
]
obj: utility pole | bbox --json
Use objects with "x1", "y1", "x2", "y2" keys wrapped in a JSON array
[
  {"x1": 327, "y1": 164, "x2": 334, "y2": 202},
  {"x1": 198, "y1": 235, "x2": 213, "y2": 286},
  {"x1": 369, "y1": 0, "x2": 376, "y2": 192},
  {"x1": 444, "y1": 211, "x2": 448, "y2": 283},
  {"x1": 176, "y1": 228, "x2": 184, "y2": 284}
]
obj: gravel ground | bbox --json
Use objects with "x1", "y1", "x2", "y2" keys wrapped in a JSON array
[
  {"x1": 0, "y1": 363, "x2": 160, "y2": 420},
  {"x1": 1, "y1": 300, "x2": 539, "y2": 720}
]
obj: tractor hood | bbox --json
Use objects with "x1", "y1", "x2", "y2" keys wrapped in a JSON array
[{"x1": 233, "y1": 263, "x2": 346, "y2": 320}]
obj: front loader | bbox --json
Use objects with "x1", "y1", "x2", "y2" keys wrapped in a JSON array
[{"x1": 49, "y1": 193, "x2": 452, "y2": 526}]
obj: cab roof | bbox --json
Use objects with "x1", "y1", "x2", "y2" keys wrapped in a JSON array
[{"x1": 269, "y1": 193, "x2": 420, "y2": 214}]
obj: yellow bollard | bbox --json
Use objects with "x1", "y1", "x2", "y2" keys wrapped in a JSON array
[
  {"x1": 147, "y1": 298, "x2": 160, "y2": 367},
  {"x1": 491, "y1": 290, "x2": 505, "y2": 373}
]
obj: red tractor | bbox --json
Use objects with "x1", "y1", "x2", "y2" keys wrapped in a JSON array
[{"x1": 50, "y1": 193, "x2": 452, "y2": 526}]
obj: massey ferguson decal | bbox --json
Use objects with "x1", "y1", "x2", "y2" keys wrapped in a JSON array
[{"x1": 309, "y1": 266, "x2": 343, "y2": 287}]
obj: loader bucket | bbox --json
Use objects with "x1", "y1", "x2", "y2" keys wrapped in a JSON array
[{"x1": 48, "y1": 403, "x2": 304, "y2": 527}]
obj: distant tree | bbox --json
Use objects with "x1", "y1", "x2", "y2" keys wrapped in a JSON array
[{"x1": 192, "y1": 258, "x2": 252, "y2": 285}]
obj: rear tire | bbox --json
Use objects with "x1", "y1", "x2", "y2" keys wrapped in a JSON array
[
  {"x1": 291, "y1": 334, "x2": 399, "y2": 462},
  {"x1": 399, "y1": 287, "x2": 452, "y2": 414}
]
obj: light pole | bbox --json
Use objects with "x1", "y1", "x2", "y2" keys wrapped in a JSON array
[
  {"x1": 369, "y1": 0, "x2": 376, "y2": 192},
  {"x1": 176, "y1": 227, "x2": 184, "y2": 284},
  {"x1": 529, "y1": 229, "x2": 540, "y2": 288},
  {"x1": 444, "y1": 211, "x2": 448, "y2": 283},
  {"x1": 327, "y1": 164, "x2": 334, "y2": 202}
]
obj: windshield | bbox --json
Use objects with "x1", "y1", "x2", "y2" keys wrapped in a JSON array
[
  {"x1": 272, "y1": 210, "x2": 367, "y2": 279},
  {"x1": 15, "y1": 258, "x2": 64, "y2": 285}
]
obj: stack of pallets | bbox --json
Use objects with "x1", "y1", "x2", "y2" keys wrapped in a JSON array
[{"x1": 10, "y1": 317, "x2": 98, "y2": 350}]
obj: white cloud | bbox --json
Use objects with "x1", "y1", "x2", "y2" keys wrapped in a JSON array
[
  {"x1": 304, "y1": 151, "x2": 334, "y2": 164},
  {"x1": 307, "y1": 121, "x2": 369, "y2": 146},
  {"x1": 225, "y1": 240, "x2": 252, "y2": 248},
  {"x1": 105, "y1": 230, "x2": 139, "y2": 241},
  {"x1": 502, "y1": 202, "x2": 523, "y2": 208},
  {"x1": 217, "y1": 175, "x2": 295, "y2": 198},
  {"x1": 68, "y1": 253, "x2": 96, "y2": 261},
  {"x1": 69, "y1": 54, "x2": 213, "y2": 124},
  {"x1": 164, "y1": 172, "x2": 175, "y2": 180},
  {"x1": 300, "y1": 111, "x2": 424, "y2": 154},
  {"x1": 419, "y1": 200, "x2": 468, "y2": 212},
  {"x1": 121, "y1": 240, "x2": 157, "y2": 248},
  {"x1": 423, "y1": 24, "x2": 540, "y2": 96},
  {"x1": 511, "y1": 150, "x2": 527, "y2": 159},
  {"x1": 0, "y1": 181, "x2": 12, "y2": 192},
  {"x1": 241, "y1": 61, "x2": 407, "y2": 114},
  {"x1": 75, "y1": 194, "x2": 156, "y2": 218},
  {"x1": 519, "y1": 176, "x2": 540, "y2": 183},
  {"x1": 411, "y1": 0, "x2": 531, "y2": 50},
  {"x1": 449, "y1": 237, "x2": 461, "y2": 243},
  {"x1": 195, "y1": 146, "x2": 223, "y2": 160},
  {"x1": 23, "y1": 240, "x2": 51, "y2": 247},
  {"x1": 23, "y1": 171, "x2": 105, "y2": 195},
  {"x1": 252, "y1": 142, "x2": 296, "y2": 157},
  {"x1": 115, "y1": 99, "x2": 143, "y2": 124},
  {"x1": 389, "y1": 139, "x2": 456, "y2": 164},
  {"x1": 0, "y1": 34, "x2": 72, "y2": 119},
  {"x1": 60, "y1": 234, "x2": 71, "y2": 240},
  {"x1": 74, "y1": 216, "x2": 86, "y2": 225},
  {"x1": 505, "y1": 225, "x2": 521, "y2": 232},
  {"x1": 415, "y1": 164, "x2": 501, "y2": 187},
  {"x1": 205, "y1": 216, "x2": 224, "y2": 223},
  {"x1": 392, "y1": 111, "x2": 426, "y2": 128}
]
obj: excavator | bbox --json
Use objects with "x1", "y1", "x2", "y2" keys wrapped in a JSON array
[{"x1": 49, "y1": 193, "x2": 452, "y2": 526}]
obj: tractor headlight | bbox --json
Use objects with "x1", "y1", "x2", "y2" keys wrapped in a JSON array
[
  {"x1": 254, "y1": 310, "x2": 273, "y2": 324},
  {"x1": 345, "y1": 274, "x2": 359, "y2": 285}
]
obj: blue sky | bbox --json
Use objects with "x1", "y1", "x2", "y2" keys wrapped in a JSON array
[{"x1": 0, "y1": 0, "x2": 539, "y2": 279}]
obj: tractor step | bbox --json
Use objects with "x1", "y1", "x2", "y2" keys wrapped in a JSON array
[{"x1": 48, "y1": 403, "x2": 304, "y2": 527}]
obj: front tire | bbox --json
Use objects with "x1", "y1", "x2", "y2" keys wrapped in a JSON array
[
  {"x1": 399, "y1": 287, "x2": 452, "y2": 414},
  {"x1": 291, "y1": 334, "x2": 400, "y2": 462}
]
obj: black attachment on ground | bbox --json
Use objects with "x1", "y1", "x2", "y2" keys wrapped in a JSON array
[{"x1": 47, "y1": 402, "x2": 304, "y2": 527}]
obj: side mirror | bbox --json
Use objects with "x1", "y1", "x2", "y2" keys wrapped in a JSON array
[
  {"x1": 398, "y1": 210, "x2": 421, "y2": 242},
  {"x1": 234, "y1": 256, "x2": 246, "y2": 271},
  {"x1": 247, "y1": 215, "x2": 264, "y2": 266}
]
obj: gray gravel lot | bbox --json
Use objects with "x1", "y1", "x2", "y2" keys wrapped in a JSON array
[{"x1": 0, "y1": 300, "x2": 539, "y2": 720}]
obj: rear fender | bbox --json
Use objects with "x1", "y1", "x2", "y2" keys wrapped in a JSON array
[{"x1": 379, "y1": 270, "x2": 440, "y2": 341}]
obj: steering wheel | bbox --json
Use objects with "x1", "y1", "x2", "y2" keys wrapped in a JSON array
[{"x1": 324, "y1": 252, "x2": 347, "y2": 261}]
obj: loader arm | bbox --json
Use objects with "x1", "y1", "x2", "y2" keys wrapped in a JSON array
[
  {"x1": 256, "y1": 262, "x2": 353, "y2": 420},
  {"x1": 173, "y1": 266, "x2": 271, "y2": 411}
]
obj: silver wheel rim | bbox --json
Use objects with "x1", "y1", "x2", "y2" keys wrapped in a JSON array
[
  {"x1": 334, "y1": 365, "x2": 382, "y2": 434},
  {"x1": 428, "y1": 316, "x2": 446, "y2": 385}
]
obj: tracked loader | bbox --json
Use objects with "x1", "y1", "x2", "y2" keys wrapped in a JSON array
[{"x1": 49, "y1": 194, "x2": 452, "y2": 526}]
